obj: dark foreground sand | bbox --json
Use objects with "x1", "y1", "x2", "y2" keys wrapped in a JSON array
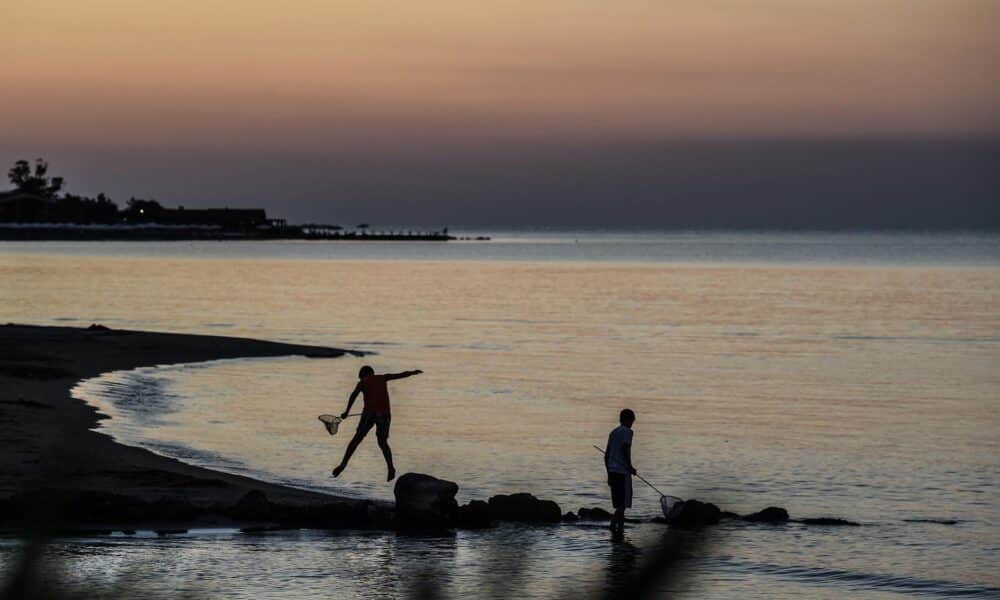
[{"x1": 0, "y1": 324, "x2": 375, "y2": 531}]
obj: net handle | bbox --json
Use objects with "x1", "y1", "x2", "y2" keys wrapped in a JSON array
[{"x1": 592, "y1": 444, "x2": 667, "y2": 497}]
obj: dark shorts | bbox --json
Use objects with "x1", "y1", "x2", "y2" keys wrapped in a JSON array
[
  {"x1": 608, "y1": 472, "x2": 633, "y2": 509},
  {"x1": 356, "y1": 412, "x2": 391, "y2": 442}
]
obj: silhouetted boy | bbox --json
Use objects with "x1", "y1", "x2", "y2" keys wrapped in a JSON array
[
  {"x1": 332, "y1": 365, "x2": 422, "y2": 482},
  {"x1": 605, "y1": 408, "x2": 637, "y2": 536}
]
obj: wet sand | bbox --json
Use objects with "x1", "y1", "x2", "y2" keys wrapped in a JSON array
[{"x1": 0, "y1": 323, "x2": 370, "y2": 530}]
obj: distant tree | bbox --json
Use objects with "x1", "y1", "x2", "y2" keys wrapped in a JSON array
[
  {"x1": 55, "y1": 193, "x2": 119, "y2": 223},
  {"x1": 126, "y1": 197, "x2": 163, "y2": 213},
  {"x1": 7, "y1": 158, "x2": 64, "y2": 198}
]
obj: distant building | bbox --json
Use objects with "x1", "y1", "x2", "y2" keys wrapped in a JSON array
[
  {"x1": 0, "y1": 192, "x2": 53, "y2": 222},
  {"x1": 133, "y1": 207, "x2": 269, "y2": 231},
  {"x1": 1, "y1": 191, "x2": 271, "y2": 232}
]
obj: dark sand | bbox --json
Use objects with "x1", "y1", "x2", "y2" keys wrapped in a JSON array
[{"x1": 0, "y1": 324, "x2": 370, "y2": 529}]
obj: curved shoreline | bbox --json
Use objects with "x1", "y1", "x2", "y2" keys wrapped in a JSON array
[
  {"x1": 71, "y1": 357, "x2": 371, "y2": 501},
  {"x1": 0, "y1": 323, "x2": 379, "y2": 531}
]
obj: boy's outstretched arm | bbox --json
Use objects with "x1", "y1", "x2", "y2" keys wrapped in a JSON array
[
  {"x1": 385, "y1": 369, "x2": 423, "y2": 381},
  {"x1": 341, "y1": 383, "x2": 361, "y2": 418}
]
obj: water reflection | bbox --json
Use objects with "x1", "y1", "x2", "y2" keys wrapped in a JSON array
[
  {"x1": 603, "y1": 539, "x2": 641, "y2": 595},
  {"x1": 5, "y1": 242, "x2": 1000, "y2": 597}
]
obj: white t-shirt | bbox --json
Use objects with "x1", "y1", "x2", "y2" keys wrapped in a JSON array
[{"x1": 606, "y1": 425, "x2": 634, "y2": 475}]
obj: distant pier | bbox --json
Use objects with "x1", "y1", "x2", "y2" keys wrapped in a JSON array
[
  {"x1": 0, "y1": 189, "x2": 489, "y2": 241},
  {"x1": 0, "y1": 224, "x2": 488, "y2": 241}
]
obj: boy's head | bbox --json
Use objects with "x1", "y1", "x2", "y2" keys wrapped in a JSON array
[
  {"x1": 358, "y1": 365, "x2": 375, "y2": 379},
  {"x1": 619, "y1": 408, "x2": 636, "y2": 427}
]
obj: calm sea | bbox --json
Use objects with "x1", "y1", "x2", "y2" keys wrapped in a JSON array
[{"x1": 2, "y1": 232, "x2": 999, "y2": 599}]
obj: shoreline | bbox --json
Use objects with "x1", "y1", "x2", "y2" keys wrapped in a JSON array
[
  {"x1": 0, "y1": 323, "x2": 385, "y2": 533},
  {"x1": 0, "y1": 230, "x2": 466, "y2": 242},
  {"x1": 0, "y1": 323, "x2": 862, "y2": 536}
]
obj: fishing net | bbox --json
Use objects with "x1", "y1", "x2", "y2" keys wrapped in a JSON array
[
  {"x1": 661, "y1": 495, "x2": 684, "y2": 519},
  {"x1": 318, "y1": 414, "x2": 343, "y2": 435}
]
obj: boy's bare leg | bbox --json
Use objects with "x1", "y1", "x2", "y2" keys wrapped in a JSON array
[
  {"x1": 333, "y1": 432, "x2": 365, "y2": 477},
  {"x1": 378, "y1": 437, "x2": 396, "y2": 481},
  {"x1": 612, "y1": 508, "x2": 626, "y2": 534}
]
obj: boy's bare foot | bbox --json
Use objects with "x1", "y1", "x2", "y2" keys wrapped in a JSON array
[
  {"x1": 387, "y1": 467, "x2": 396, "y2": 482},
  {"x1": 332, "y1": 465, "x2": 345, "y2": 477}
]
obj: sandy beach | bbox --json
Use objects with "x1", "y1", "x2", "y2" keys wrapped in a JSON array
[{"x1": 0, "y1": 323, "x2": 373, "y2": 531}]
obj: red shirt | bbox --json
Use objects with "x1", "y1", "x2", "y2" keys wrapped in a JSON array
[{"x1": 359, "y1": 375, "x2": 391, "y2": 415}]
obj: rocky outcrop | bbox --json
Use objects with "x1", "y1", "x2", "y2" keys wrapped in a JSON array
[
  {"x1": 0, "y1": 487, "x2": 389, "y2": 532},
  {"x1": 2, "y1": 482, "x2": 861, "y2": 536},
  {"x1": 276, "y1": 500, "x2": 372, "y2": 528},
  {"x1": 665, "y1": 499, "x2": 721, "y2": 528},
  {"x1": 5, "y1": 490, "x2": 184, "y2": 525},
  {"x1": 393, "y1": 473, "x2": 459, "y2": 530},
  {"x1": 487, "y1": 493, "x2": 562, "y2": 523},
  {"x1": 457, "y1": 500, "x2": 492, "y2": 529},
  {"x1": 741, "y1": 506, "x2": 789, "y2": 523},
  {"x1": 577, "y1": 507, "x2": 613, "y2": 521},
  {"x1": 226, "y1": 490, "x2": 377, "y2": 529}
]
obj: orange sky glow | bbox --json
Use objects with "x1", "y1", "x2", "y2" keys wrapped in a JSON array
[{"x1": 4, "y1": 0, "x2": 998, "y2": 150}]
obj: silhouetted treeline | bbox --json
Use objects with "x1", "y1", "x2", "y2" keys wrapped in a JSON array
[
  {"x1": 1, "y1": 159, "x2": 263, "y2": 228},
  {"x1": 1, "y1": 158, "x2": 457, "y2": 239},
  {"x1": 2, "y1": 158, "x2": 123, "y2": 224}
]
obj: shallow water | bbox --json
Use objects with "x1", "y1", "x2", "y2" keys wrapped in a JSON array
[
  {"x1": 2, "y1": 232, "x2": 999, "y2": 598},
  {"x1": 5, "y1": 523, "x2": 999, "y2": 599}
]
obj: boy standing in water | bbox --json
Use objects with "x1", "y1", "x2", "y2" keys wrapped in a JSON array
[
  {"x1": 332, "y1": 365, "x2": 422, "y2": 482},
  {"x1": 605, "y1": 408, "x2": 637, "y2": 536}
]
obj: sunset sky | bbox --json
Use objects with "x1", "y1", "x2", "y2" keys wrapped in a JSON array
[{"x1": 3, "y1": 1, "x2": 998, "y2": 227}]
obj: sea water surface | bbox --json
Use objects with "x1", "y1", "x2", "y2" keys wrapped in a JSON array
[{"x1": 1, "y1": 232, "x2": 999, "y2": 598}]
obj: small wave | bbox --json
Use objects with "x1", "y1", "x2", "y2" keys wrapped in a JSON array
[
  {"x1": 903, "y1": 518, "x2": 962, "y2": 525},
  {"x1": 142, "y1": 440, "x2": 247, "y2": 473},
  {"x1": 832, "y1": 335, "x2": 1000, "y2": 345},
  {"x1": 74, "y1": 368, "x2": 183, "y2": 427},
  {"x1": 713, "y1": 557, "x2": 1000, "y2": 597}
]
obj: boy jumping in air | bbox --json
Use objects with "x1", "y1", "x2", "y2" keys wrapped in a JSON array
[{"x1": 332, "y1": 365, "x2": 422, "y2": 482}]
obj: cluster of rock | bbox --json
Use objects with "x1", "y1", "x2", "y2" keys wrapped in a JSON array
[
  {"x1": 395, "y1": 473, "x2": 563, "y2": 530},
  {"x1": 0, "y1": 473, "x2": 859, "y2": 535},
  {"x1": 0, "y1": 488, "x2": 392, "y2": 534},
  {"x1": 394, "y1": 473, "x2": 860, "y2": 531}
]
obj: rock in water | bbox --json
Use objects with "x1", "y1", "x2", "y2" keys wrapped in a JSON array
[
  {"x1": 741, "y1": 506, "x2": 790, "y2": 523},
  {"x1": 393, "y1": 473, "x2": 459, "y2": 529},
  {"x1": 666, "y1": 499, "x2": 722, "y2": 528},
  {"x1": 457, "y1": 500, "x2": 493, "y2": 529},
  {"x1": 577, "y1": 507, "x2": 613, "y2": 521},
  {"x1": 487, "y1": 493, "x2": 562, "y2": 523}
]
